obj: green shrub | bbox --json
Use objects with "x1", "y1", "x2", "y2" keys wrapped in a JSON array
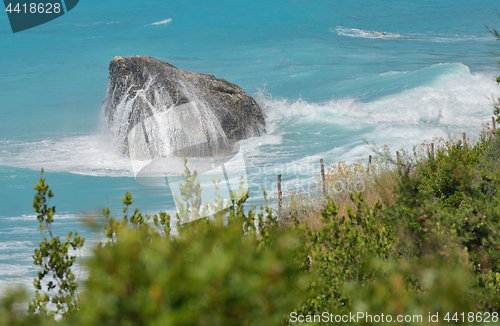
[
  {"x1": 72, "y1": 163, "x2": 311, "y2": 326},
  {"x1": 3, "y1": 129, "x2": 500, "y2": 325},
  {"x1": 29, "y1": 169, "x2": 85, "y2": 317},
  {"x1": 294, "y1": 193, "x2": 393, "y2": 316},
  {"x1": 76, "y1": 209, "x2": 309, "y2": 326},
  {"x1": 416, "y1": 134, "x2": 492, "y2": 210}
]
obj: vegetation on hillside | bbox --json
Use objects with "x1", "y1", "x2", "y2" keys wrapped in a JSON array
[{"x1": 0, "y1": 124, "x2": 498, "y2": 325}]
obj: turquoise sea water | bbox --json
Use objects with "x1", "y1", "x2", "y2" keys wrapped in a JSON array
[{"x1": 1, "y1": 0, "x2": 500, "y2": 292}]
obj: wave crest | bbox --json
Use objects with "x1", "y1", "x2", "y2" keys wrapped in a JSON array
[
  {"x1": 145, "y1": 18, "x2": 172, "y2": 27},
  {"x1": 334, "y1": 26, "x2": 408, "y2": 39}
]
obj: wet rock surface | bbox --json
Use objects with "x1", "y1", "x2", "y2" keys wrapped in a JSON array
[{"x1": 102, "y1": 55, "x2": 265, "y2": 158}]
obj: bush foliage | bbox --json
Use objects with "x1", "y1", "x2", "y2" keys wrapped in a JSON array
[{"x1": 0, "y1": 130, "x2": 499, "y2": 325}]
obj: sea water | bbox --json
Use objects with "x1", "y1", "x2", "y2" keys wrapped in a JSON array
[{"x1": 0, "y1": 0, "x2": 500, "y2": 293}]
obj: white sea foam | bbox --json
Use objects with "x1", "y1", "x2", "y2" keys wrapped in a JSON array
[
  {"x1": 145, "y1": 18, "x2": 172, "y2": 27},
  {"x1": 0, "y1": 213, "x2": 85, "y2": 221},
  {"x1": 0, "y1": 241, "x2": 32, "y2": 251},
  {"x1": 254, "y1": 64, "x2": 500, "y2": 165},
  {"x1": 76, "y1": 21, "x2": 120, "y2": 27},
  {"x1": 0, "y1": 64, "x2": 498, "y2": 181},
  {"x1": 334, "y1": 26, "x2": 409, "y2": 39},
  {"x1": 0, "y1": 134, "x2": 133, "y2": 177},
  {"x1": 258, "y1": 66, "x2": 499, "y2": 128},
  {"x1": 238, "y1": 65, "x2": 500, "y2": 201},
  {"x1": 333, "y1": 26, "x2": 496, "y2": 43},
  {"x1": 0, "y1": 227, "x2": 34, "y2": 235}
]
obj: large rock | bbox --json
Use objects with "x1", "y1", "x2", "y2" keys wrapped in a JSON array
[{"x1": 102, "y1": 55, "x2": 265, "y2": 158}]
